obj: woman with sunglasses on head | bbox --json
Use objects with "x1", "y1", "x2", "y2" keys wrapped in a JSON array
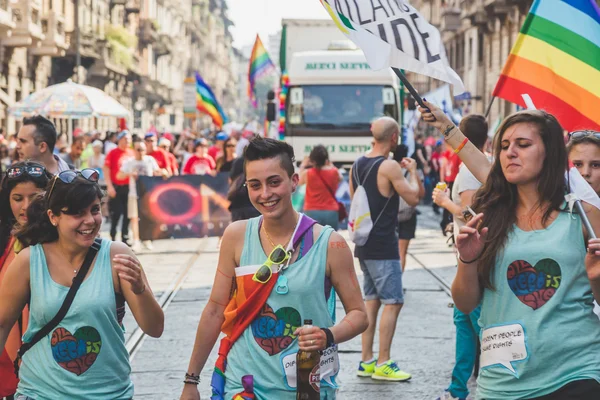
[
  {"x1": 0, "y1": 169, "x2": 164, "y2": 400},
  {"x1": 567, "y1": 130, "x2": 600, "y2": 319},
  {"x1": 0, "y1": 162, "x2": 51, "y2": 400},
  {"x1": 419, "y1": 100, "x2": 600, "y2": 399}
]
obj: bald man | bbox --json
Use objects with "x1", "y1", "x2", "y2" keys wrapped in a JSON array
[{"x1": 349, "y1": 116, "x2": 420, "y2": 381}]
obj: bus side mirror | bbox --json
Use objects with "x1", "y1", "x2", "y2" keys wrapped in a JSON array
[{"x1": 290, "y1": 88, "x2": 304, "y2": 105}]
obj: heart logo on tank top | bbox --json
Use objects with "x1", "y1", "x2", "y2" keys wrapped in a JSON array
[
  {"x1": 51, "y1": 326, "x2": 102, "y2": 375},
  {"x1": 250, "y1": 303, "x2": 302, "y2": 355},
  {"x1": 507, "y1": 259, "x2": 562, "y2": 310}
]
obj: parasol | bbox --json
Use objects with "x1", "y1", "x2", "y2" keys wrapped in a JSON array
[{"x1": 8, "y1": 79, "x2": 130, "y2": 119}]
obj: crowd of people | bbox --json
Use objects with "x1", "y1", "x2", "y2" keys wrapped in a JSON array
[{"x1": 1, "y1": 99, "x2": 600, "y2": 399}]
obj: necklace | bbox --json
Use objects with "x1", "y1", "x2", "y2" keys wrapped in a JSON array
[{"x1": 263, "y1": 213, "x2": 299, "y2": 249}]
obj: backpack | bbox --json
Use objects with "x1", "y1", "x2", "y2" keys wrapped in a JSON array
[{"x1": 348, "y1": 157, "x2": 390, "y2": 246}]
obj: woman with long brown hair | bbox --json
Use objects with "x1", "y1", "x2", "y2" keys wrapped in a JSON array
[{"x1": 420, "y1": 102, "x2": 600, "y2": 399}]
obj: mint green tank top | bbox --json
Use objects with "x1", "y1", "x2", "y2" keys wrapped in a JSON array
[
  {"x1": 224, "y1": 216, "x2": 338, "y2": 399},
  {"x1": 477, "y1": 211, "x2": 600, "y2": 399},
  {"x1": 17, "y1": 240, "x2": 134, "y2": 400}
]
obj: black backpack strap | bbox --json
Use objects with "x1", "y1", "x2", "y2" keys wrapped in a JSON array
[{"x1": 14, "y1": 238, "x2": 102, "y2": 375}]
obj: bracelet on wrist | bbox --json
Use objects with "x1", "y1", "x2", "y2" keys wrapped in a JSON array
[
  {"x1": 320, "y1": 327, "x2": 335, "y2": 349},
  {"x1": 184, "y1": 372, "x2": 200, "y2": 385},
  {"x1": 442, "y1": 125, "x2": 456, "y2": 137},
  {"x1": 134, "y1": 284, "x2": 146, "y2": 295},
  {"x1": 454, "y1": 138, "x2": 469, "y2": 154}
]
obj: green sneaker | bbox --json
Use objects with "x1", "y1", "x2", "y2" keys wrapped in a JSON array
[
  {"x1": 357, "y1": 359, "x2": 376, "y2": 377},
  {"x1": 371, "y1": 360, "x2": 412, "y2": 382}
]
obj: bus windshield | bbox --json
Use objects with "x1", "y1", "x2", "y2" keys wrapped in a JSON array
[{"x1": 288, "y1": 84, "x2": 398, "y2": 128}]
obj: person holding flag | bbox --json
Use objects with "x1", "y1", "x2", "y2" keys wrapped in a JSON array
[{"x1": 419, "y1": 101, "x2": 600, "y2": 398}]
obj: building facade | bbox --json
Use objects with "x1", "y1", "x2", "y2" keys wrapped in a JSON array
[
  {"x1": 410, "y1": 0, "x2": 533, "y2": 124},
  {"x1": 0, "y1": 0, "x2": 238, "y2": 136}
]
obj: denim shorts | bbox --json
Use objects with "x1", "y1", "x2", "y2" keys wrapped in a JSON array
[{"x1": 359, "y1": 259, "x2": 404, "y2": 304}]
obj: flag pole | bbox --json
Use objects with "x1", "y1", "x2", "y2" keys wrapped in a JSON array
[
  {"x1": 575, "y1": 200, "x2": 597, "y2": 239},
  {"x1": 566, "y1": 176, "x2": 597, "y2": 239},
  {"x1": 392, "y1": 68, "x2": 427, "y2": 109},
  {"x1": 484, "y1": 96, "x2": 496, "y2": 118}
]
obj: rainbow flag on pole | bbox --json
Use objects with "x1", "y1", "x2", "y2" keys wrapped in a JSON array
[
  {"x1": 196, "y1": 72, "x2": 227, "y2": 128},
  {"x1": 493, "y1": 0, "x2": 600, "y2": 131},
  {"x1": 248, "y1": 35, "x2": 276, "y2": 108}
]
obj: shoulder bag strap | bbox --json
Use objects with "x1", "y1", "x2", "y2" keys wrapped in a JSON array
[
  {"x1": 14, "y1": 238, "x2": 102, "y2": 374},
  {"x1": 313, "y1": 169, "x2": 338, "y2": 202}
]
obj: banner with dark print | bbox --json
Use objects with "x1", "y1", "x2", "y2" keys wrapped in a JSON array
[{"x1": 137, "y1": 173, "x2": 231, "y2": 240}]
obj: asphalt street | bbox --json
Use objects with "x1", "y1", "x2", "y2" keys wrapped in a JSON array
[{"x1": 116, "y1": 206, "x2": 476, "y2": 399}]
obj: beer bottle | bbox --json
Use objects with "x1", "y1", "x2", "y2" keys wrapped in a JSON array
[{"x1": 297, "y1": 319, "x2": 320, "y2": 400}]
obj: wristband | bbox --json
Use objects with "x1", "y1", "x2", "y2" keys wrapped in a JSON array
[
  {"x1": 459, "y1": 254, "x2": 481, "y2": 264},
  {"x1": 454, "y1": 138, "x2": 469, "y2": 154},
  {"x1": 321, "y1": 327, "x2": 335, "y2": 348}
]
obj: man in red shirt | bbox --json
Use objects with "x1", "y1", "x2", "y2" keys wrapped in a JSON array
[
  {"x1": 439, "y1": 143, "x2": 461, "y2": 234},
  {"x1": 103, "y1": 131, "x2": 134, "y2": 243},
  {"x1": 144, "y1": 133, "x2": 174, "y2": 177},
  {"x1": 183, "y1": 138, "x2": 216, "y2": 175}
]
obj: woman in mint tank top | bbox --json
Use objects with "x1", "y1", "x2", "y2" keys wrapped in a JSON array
[
  {"x1": 181, "y1": 137, "x2": 368, "y2": 400},
  {"x1": 0, "y1": 169, "x2": 164, "y2": 400},
  {"x1": 419, "y1": 104, "x2": 600, "y2": 399}
]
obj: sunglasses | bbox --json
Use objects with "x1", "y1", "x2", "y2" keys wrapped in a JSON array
[
  {"x1": 226, "y1": 144, "x2": 236, "y2": 148},
  {"x1": 568, "y1": 130, "x2": 600, "y2": 141},
  {"x1": 135, "y1": 148, "x2": 145, "y2": 152},
  {"x1": 252, "y1": 245, "x2": 291, "y2": 284},
  {"x1": 47, "y1": 168, "x2": 100, "y2": 204},
  {"x1": 6, "y1": 164, "x2": 46, "y2": 180}
]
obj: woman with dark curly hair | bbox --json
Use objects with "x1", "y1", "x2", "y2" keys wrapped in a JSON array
[
  {"x1": 0, "y1": 169, "x2": 164, "y2": 399},
  {"x1": 298, "y1": 145, "x2": 341, "y2": 230}
]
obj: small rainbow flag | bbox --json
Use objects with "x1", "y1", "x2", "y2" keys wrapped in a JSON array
[
  {"x1": 196, "y1": 72, "x2": 227, "y2": 128},
  {"x1": 493, "y1": 0, "x2": 600, "y2": 131},
  {"x1": 248, "y1": 35, "x2": 276, "y2": 108}
]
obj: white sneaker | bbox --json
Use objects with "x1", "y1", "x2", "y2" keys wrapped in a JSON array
[
  {"x1": 132, "y1": 241, "x2": 143, "y2": 253},
  {"x1": 436, "y1": 391, "x2": 463, "y2": 400},
  {"x1": 142, "y1": 240, "x2": 154, "y2": 250}
]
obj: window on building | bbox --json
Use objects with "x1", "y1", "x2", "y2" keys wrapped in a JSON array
[
  {"x1": 478, "y1": 32, "x2": 484, "y2": 65},
  {"x1": 468, "y1": 37, "x2": 473, "y2": 68},
  {"x1": 170, "y1": 114, "x2": 176, "y2": 126},
  {"x1": 488, "y1": 36, "x2": 493, "y2": 68}
]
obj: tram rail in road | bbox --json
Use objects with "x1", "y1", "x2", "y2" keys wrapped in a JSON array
[{"x1": 125, "y1": 239, "x2": 208, "y2": 359}]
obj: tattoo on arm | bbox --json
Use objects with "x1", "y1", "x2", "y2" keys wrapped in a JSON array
[{"x1": 329, "y1": 240, "x2": 349, "y2": 249}]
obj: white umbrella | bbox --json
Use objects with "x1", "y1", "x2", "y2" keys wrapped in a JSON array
[{"x1": 8, "y1": 79, "x2": 130, "y2": 119}]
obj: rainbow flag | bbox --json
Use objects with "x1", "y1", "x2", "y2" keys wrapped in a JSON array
[
  {"x1": 196, "y1": 72, "x2": 227, "y2": 128},
  {"x1": 493, "y1": 0, "x2": 600, "y2": 132},
  {"x1": 248, "y1": 35, "x2": 276, "y2": 108}
]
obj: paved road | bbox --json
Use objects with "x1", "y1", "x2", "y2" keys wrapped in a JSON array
[{"x1": 122, "y1": 206, "x2": 476, "y2": 399}]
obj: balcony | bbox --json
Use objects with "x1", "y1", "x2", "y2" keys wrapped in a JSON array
[
  {"x1": 139, "y1": 19, "x2": 158, "y2": 44},
  {"x1": 441, "y1": 7, "x2": 461, "y2": 32},
  {"x1": 0, "y1": 0, "x2": 15, "y2": 34},
  {"x1": 153, "y1": 33, "x2": 173, "y2": 56},
  {"x1": 4, "y1": 0, "x2": 44, "y2": 47},
  {"x1": 32, "y1": 11, "x2": 67, "y2": 56},
  {"x1": 87, "y1": 40, "x2": 129, "y2": 83},
  {"x1": 125, "y1": 0, "x2": 141, "y2": 14},
  {"x1": 484, "y1": 0, "x2": 513, "y2": 17}
]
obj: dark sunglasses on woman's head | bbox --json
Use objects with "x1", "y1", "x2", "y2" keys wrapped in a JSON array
[
  {"x1": 47, "y1": 168, "x2": 100, "y2": 203},
  {"x1": 568, "y1": 130, "x2": 600, "y2": 141},
  {"x1": 6, "y1": 164, "x2": 46, "y2": 180}
]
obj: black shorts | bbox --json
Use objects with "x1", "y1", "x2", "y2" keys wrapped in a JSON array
[{"x1": 397, "y1": 213, "x2": 417, "y2": 240}]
